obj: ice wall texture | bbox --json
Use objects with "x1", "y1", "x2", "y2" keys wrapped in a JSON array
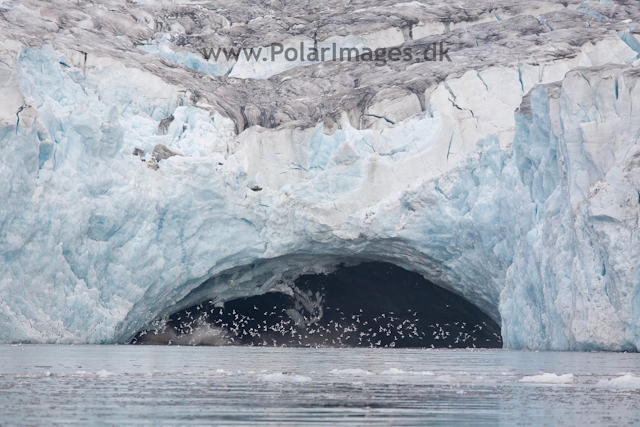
[{"x1": 1, "y1": 0, "x2": 640, "y2": 349}]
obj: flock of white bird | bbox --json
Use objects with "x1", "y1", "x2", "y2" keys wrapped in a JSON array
[{"x1": 135, "y1": 303, "x2": 502, "y2": 348}]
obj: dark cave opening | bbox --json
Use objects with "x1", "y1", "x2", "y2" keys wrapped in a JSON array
[{"x1": 133, "y1": 262, "x2": 502, "y2": 348}]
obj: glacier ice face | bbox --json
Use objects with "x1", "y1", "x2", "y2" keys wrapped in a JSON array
[{"x1": 0, "y1": 0, "x2": 640, "y2": 350}]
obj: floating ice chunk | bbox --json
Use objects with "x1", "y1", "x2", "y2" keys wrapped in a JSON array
[
  {"x1": 96, "y1": 370, "x2": 115, "y2": 378},
  {"x1": 518, "y1": 373, "x2": 574, "y2": 384},
  {"x1": 434, "y1": 375, "x2": 456, "y2": 383},
  {"x1": 73, "y1": 370, "x2": 115, "y2": 378},
  {"x1": 261, "y1": 373, "x2": 312, "y2": 383},
  {"x1": 380, "y1": 368, "x2": 405, "y2": 375},
  {"x1": 380, "y1": 368, "x2": 435, "y2": 376},
  {"x1": 330, "y1": 368, "x2": 372, "y2": 376},
  {"x1": 596, "y1": 375, "x2": 640, "y2": 390}
]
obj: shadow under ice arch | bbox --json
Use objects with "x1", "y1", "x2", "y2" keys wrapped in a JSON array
[{"x1": 123, "y1": 255, "x2": 503, "y2": 348}]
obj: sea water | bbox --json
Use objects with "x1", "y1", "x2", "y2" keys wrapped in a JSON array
[{"x1": 0, "y1": 345, "x2": 638, "y2": 425}]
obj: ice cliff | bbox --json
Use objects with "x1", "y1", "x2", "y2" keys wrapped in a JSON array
[{"x1": 1, "y1": 0, "x2": 640, "y2": 350}]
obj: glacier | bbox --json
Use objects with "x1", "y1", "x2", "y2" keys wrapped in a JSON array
[{"x1": 1, "y1": 0, "x2": 640, "y2": 350}]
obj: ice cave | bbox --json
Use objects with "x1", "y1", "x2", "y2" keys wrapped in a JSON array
[{"x1": 133, "y1": 262, "x2": 502, "y2": 348}]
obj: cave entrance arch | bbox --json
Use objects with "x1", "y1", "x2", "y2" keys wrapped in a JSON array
[{"x1": 133, "y1": 262, "x2": 502, "y2": 348}]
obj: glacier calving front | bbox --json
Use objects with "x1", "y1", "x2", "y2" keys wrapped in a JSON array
[{"x1": 1, "y1": 0, "x2": 640, "y2": 350}]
